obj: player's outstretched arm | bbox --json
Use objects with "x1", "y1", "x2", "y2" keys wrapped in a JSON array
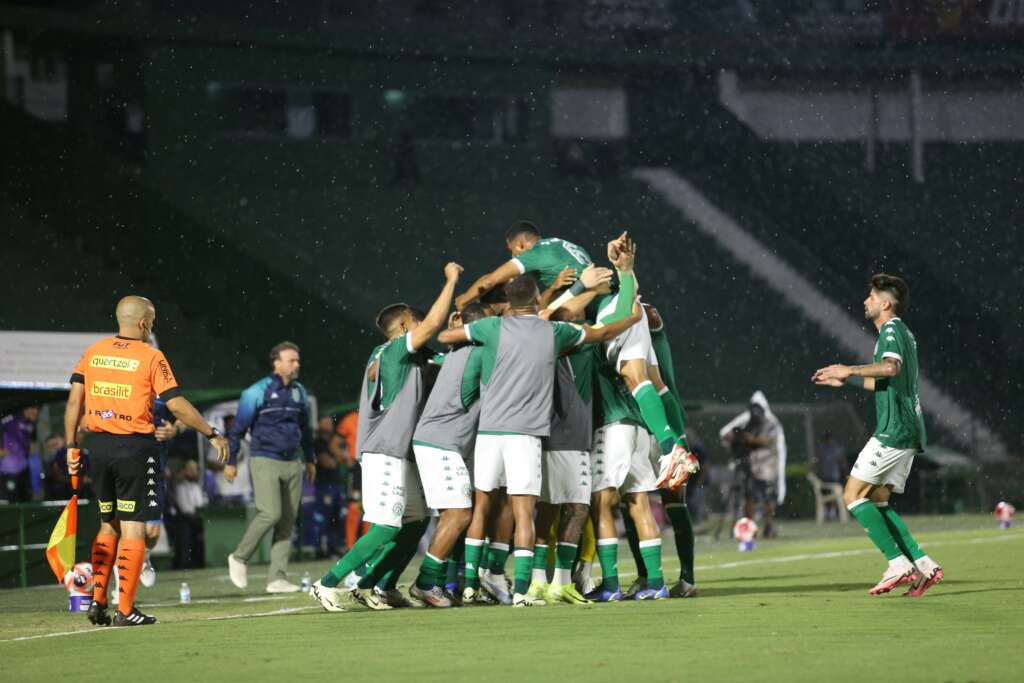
[
  {"x1": 546, "y1": 264, "x2": 614, "y2": 313},
  {"x1": 812, "y1": 358, "x2": 900, "y2": 391},
  {"x1": 540, "y1": 266, "x2": 578, "y2": 309},
  {"x1": 166, "y1": 396, "x2": 230, "y2": 462},
  {"x1": 581, "y1": 297, "x2": 643, "y2": 344},
  {"x1": 455, "y1": 260, "x2": 521, "y2": 310},
  {"x1": 411, "y1": 261, "x2": 463, "y2": 350}
]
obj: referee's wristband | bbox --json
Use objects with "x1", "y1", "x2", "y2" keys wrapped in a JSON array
[{"x1": 847, "y1": 375, "x2": 865, "y2": 388}]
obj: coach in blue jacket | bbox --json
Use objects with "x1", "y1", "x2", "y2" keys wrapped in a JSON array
[{"x1": 226, "y1": 341, "x2": 315, "y2": 593}]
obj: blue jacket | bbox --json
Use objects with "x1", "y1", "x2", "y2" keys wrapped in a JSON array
[{"x1": 228, "y1": 374, "x2": 313, "y2": 465}]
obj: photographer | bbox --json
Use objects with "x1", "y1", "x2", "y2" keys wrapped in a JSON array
[{"x1": 719, "y1": 391, "x2": 787, "y2": 539}]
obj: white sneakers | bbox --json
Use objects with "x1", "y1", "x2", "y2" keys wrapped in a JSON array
[
  {"x1": 227, "y1": 553, "x2": 248, "y2": 589},
  {"x1": 512, "y1": 592, "x2": 545, "y2": 607},
  {"x1": 266, "y1": 579, "x2": 302, "y2": 593},
  {"x1": 311, "y1": 580, "x2": 347, "y2": 612},
  {"x1": 479, "y1": 568, "x2": 513, "y2": 605}
]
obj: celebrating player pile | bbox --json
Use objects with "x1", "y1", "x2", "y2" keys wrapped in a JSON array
[{"x1": 311, "y1": 223, "x2": 701, "y2": 611}]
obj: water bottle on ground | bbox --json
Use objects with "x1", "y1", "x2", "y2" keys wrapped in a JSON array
[
  {"x1": 179, "y1": 582, "x2": 191, "y2": 604},
  {"x1": 301, "y1": 572, "x2": 312, "y2": 593}
]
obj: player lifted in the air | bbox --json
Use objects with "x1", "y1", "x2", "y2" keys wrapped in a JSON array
[
  {"x1": 812, "y1": 273, "x2": 942, "y2": 597},
  {"x1": 440, "y1": 274, "x2": 640, "y2": 606}
]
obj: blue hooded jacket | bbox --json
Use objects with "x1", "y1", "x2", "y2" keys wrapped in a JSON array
[{"x1": 228, "y1": 374, "x2": 313, "y2": 465}]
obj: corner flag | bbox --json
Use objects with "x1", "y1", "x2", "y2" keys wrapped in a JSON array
[{"x1": 45, "y1": 448, "x2": 80, "y2": 582}]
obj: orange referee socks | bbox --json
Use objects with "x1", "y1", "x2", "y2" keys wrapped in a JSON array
[
  {"x1": 115, "y1": 537, "x2": 146, "y2": 616},
  {"x1": 90, "y1": 533, "x2": 118, "y2": 606}
]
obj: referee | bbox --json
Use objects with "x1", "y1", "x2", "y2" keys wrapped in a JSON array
[{"x1": 67, "y1": 296, "x2": 229, "y2": 627}]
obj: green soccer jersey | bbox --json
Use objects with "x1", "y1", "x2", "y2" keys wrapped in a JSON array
[
  {"x1": 566, "y1": 343, "x2": 595, "y2": 404},
  {"x1": 872, "y1": 318, "x2": 927, "y2": 451},
  {"x1": 512, "y1": 237, "x2": 593, "y2": 288},
  {"x1": 593, "y1": 350, "x2": 644, "y2": 428},
  {"x1": 649, "y1": 322, "x2": 679, "y2": 397}
]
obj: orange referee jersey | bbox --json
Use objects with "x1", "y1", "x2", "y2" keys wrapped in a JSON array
[{"x1": 70, "y1": 336, "x2": 181, "y2": 435}]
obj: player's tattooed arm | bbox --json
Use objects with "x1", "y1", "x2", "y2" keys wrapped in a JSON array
[
  {"x1": 411, "y1": 262, "x2": 464, "y2": 350},
  {"x1": 455, "y1": 260, "x2": 521, "y2": 310},
  {"x1": 812, "y1": 358, "x2": 900, "y2": 391}
]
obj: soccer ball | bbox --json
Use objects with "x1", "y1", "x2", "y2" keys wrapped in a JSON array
[
  {"x1": 995, "y1": 501, "x2": 1015, "y2": 528},
  {"x1": 63, "y1": 562, "x2": 94, "y2": 595},
  {"x1": 733, "y1": 517, "x2": 759, "y2": 548}
]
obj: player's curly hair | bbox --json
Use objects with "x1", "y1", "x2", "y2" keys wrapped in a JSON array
[{"x1": 870, "y1": 273, "x2": 910, "y2": 315}]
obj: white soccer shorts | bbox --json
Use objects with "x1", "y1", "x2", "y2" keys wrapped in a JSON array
[
  {"x1": 361, "y1": 452, "x2": 429, "y2": 527},
  {"x1": 413, "y1": 444, "x2": 473, "y2": 510},
  {"x1": 601, "y1": 300, "x2": 658, "y2": 371},
  {"x1": 540, "y1": 450, "x2": 592, "y2": 505},
  {"x1": 474, "y1": 434, "x2": 542, "y2": 496},
  {"x1": 591, "y1": 424, "x2": 658, "y2": 495},
  {"x1": 851, "y1": 437, "x2": 917, "y2": 494}
]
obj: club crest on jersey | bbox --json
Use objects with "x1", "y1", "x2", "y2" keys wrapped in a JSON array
[{"x1": 292, "y1": 388, "x2": 301, "y2": 403}]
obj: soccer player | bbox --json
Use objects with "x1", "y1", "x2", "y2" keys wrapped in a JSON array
[
  {"x1": 440, "y1": 275, "x2": 641, "y2": 606},
  {"x1": 596, "y1": 236, "x2": 697, "y2": 491},
  {"x1": 66, "y1": 295, "x2": 229, "y2": 626},
  {"x1": 408, "y1": 304, "x2": 489, "y2": 607},
  {"x1": 454, "y1": 220, "x2": 594, "y2": 309},
  {"x1": 812, "y1": 273, "x2": 943, "y2": 597},
  {"x1": 621, "y1": 303, "x2": 698, "y2": 598},
  {"x1": 312, "y1": 262, "x2": 462, "y2": 612}
]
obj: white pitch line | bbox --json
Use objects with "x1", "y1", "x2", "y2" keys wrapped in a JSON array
[
  {"x1": 619, "y1": 532, "x2": 1021, "y2": 578},
  {"x1": 206, "y1": 606, "x2": 317, "y2": 621},
  {"x1": 4, "y1": 531, "x2": 1019, "y2": 644}
]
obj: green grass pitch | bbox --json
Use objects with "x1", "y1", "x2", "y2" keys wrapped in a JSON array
[{"x1": 2, "y1": 515, "x2": 1021, "y2": 682}]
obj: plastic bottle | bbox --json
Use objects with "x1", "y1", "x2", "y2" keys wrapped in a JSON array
[
  {"x1": 179, "y1": 582, "x2": 191, "y2": 604},
  {"x1": 301, "y1": 572, "x2": 312, "y2": 593}
]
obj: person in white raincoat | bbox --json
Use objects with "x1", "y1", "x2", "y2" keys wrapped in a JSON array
[{"x1": 719, "y1": 391, "x2": 787, "y2": 538}]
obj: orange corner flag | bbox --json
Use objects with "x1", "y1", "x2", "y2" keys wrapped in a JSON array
[{"x1": 45, "y1": 448, "x2": 80, "y2": 582}]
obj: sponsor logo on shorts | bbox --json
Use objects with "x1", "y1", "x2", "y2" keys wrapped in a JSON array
[
  {"x1": 117, "y1": 499, "x2": 136, "y2": 512},
  {"x1": 99, "y1": 501, "x2": 113, "y2": 513},
  {"x1": 90, "y1": 355, "x2": 140, "y2": 372},
  {"x1": 90, "y1": 381, "x2": 132, "y2": 400},
  {"x1": 461, "y1": 483, "x2": 473, "y2": 497}
]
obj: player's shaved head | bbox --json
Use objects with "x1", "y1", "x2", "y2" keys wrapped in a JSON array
[
  {"x1": 116, "y1": 295, "x2": 154, "y2": 325},
  {"x1": 505, "y1": 274, "x2": 540, "y2": 308},
  {"x1": 504, "y1": 220, "x2": 541, "y2": 243}
]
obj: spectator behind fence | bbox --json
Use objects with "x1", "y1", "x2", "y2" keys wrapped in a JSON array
[
  {"x1": 815, "y1": 432, "x2": 849, "y2": 484},
  {"x1": 312, "y1": 416, "x2": 347, "y2": 558},
  {"x1": 170, "y1": 460, "x2": 207, "y2": 569},
  {"x1": 226, "y1": 342, "x2": 315, "y2": 593},
  {"x1": 336, "y1": 409, "x2": 366, "y2": 550},
  {"x1": 1, "y1": 406, "x2": 40, "y2": 503}
]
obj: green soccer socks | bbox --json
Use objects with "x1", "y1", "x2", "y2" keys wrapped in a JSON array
[
  {"x1": 597, "y1": 538, "x2": 620, "y2": 592},
  {"x1": 848, "y1": 498, "x2": 904, "y2": 561},
  {"x1": 321, "y1": 523, "x2": 400, "y2": 587},
  {"x1": 877, "y1": 503, "x2": 926, "y2": 561},
  {"x1": 665, "y1": 503, "x2": 695, "y2": 584}
]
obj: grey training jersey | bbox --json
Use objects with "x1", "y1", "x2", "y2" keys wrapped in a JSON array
[
  {"x1": 356, "y1": 337, "x2": 428, "y2": 461},
  {"x1": 546, "y1": 356, "x2": 593, "y2": 452},
  {"x1": 413, "y1": 345, "x2": 481, "y2": 456},
  {"x1": 468, "y1": 315, "x2": 584, "y2": 437}
]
